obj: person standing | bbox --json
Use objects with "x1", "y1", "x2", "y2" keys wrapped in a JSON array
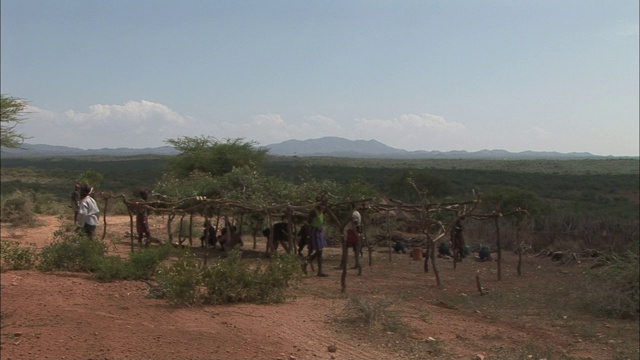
[
  {"x1": 451, "y1": 217, "x2": 466, "y2": 261},
  {"x1": 344, "y1": 203, "x2": 363, "y2": 269},
  {"x1": 71, "y1": 183, "x2": 81, "y2": 223},
  {"x1": 136, "y1": 190, "x2": 152, "y2": 247},
  {"x1": 305, "y1": 203, "x2": 329, "y2": 277},
  {"x1": 76, "y1": 184, "x2": 99, "y2": 239}
]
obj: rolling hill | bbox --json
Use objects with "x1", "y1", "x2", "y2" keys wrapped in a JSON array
[{"x1": 0, "y1": 137, "x2": 612, "y2": 159}]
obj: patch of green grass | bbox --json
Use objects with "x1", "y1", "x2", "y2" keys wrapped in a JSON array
[
  {"x1": 93, "y1": 255, "x2": 129, "y2": 281},
  {"x1": 37, "y1": 231, "x2": 108, "y2": 272},
  {"x1": 0, "y1": 240, "x2": 38, "y2": 271}
]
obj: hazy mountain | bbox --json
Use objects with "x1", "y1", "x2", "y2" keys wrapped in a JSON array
[
  {"x1": 263, "y1": 136, "x2": 602, "y2": 159},
  {"x1": 0, "y1": 138, "x2": 608, "y2": 159},
  {"x1": 265, "y1": 137, "x2": 407, "y2": 157},
  {"x1": 0, "y1": 144, "x2": 179, "y2": 157}
]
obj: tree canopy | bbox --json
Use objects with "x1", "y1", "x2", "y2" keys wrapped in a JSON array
[
  {"x1": 164, "y1": 136, "x2": 269, "y2": 178},
  {"x1": 1, "y1": 94, "x2": 28, "y2": 148}
]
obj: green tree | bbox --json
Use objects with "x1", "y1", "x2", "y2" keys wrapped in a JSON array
[
  {"x1": 164, "y1": 136, "x2": 269, "y2": 178},
  {"x1": 77, "y1": 170, "x2": 104, "y2": 189},
  {"x1": 388, "y1": 170, "x2": 452, "y2": 203},
  {"x1": 482, "y1": 185, "x2": 544, "y2": 216},
  {"x1": 1, "y1": 94, "x2": 29, "y2": 148}
]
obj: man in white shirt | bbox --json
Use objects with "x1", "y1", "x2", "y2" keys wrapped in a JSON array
[{"x1": 76, "y1": 185, "x2": 100, "y2": 239}]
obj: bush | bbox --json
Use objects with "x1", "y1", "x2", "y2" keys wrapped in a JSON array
[
  {"x1": 93, "y1": 255, "x2": 130, "y2": 281},
  {"x1": 104, "y1": 200, "x2": 130, "y2": 215},
  {"x1": 341, "y1": 295, "x2": 406, "y2": 332},
  {"x1": 253, "y1": 252, "x2": 302, "y2": 303},
  {"x1": 342, "y1": 295, "x2": 392, "y2": 327},
  {"x1": 1, "y1": 190, "x2": 36, "y2": 227},
  {"x1": 38, "y1": 231, "x2": 108, "y2": 272},
  {"x1": 0, "y1": 240, "x2": 38, "y2": 271},
  {"x1": 155, "y1": 250, "x2": 204, "y2": 305},
  {"x1": 202, "y1": 250, "x2": 302, "y2": 305},
  {"x1": 201, "y1": 250, "x2": 255, "y2": 304},
  {"x1": 583, "y1": 252, "x2": 639, "y2": 320},
  {"x1": 93, "y1": 245, "x2": 173, "y2": 282},
  {"x1": 31, "y1": 193, "x2": 69, "y2": 216},
  {"x1": 154, "y1": 249, "x2": 302, "y2": 306},
  {"x1": 127, "y1": 245, "x2": 173, "y2": 280}
]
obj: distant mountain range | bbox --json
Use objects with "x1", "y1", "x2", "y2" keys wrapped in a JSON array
[
  {"x1": 264, "y1": 137, "x2": 606, "y2": 159},
  {"x1": 0, "y1": 137, "x2": 619, "y2": 159}
]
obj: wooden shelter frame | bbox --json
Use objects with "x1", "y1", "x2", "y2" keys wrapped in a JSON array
[{"x1": 94, "y1": 192, "x2": 529, "y2": 293}]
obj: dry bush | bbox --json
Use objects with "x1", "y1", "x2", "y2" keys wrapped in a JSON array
[
  {"x1": 1, "y1": 190, "x2": 36, "y2": 227},
  {"x1": 582, "y1": 253, "x2": 639, "y2": 320}
]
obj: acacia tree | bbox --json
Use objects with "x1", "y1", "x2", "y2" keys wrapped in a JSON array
[
  {"x1": 165, "y1": 136, "x2": 269, "y2": 178},
  {"x1": 1, "y1": 94, "x2": 28, "y2": 148}
]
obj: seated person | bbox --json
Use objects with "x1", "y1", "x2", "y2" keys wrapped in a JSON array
[
  {"x1": 393, "y1": 240, "x2": 406, "y2": 254},
  {"x1": 438, "y1": 242, "x2": 452, "y2": 257},
  {"x1": 479, "y1": 246, "x2": 492, "y2": 261}
]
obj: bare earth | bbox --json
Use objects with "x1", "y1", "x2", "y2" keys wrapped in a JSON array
[{"x1": 1, "y1": 215, "x2": 638, "y2": 360}]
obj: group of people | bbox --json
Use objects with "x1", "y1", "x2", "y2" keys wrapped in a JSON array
[
  {"x1": 71, "y1": 183, "x2": 490, "y2": 268},
  {"x1": 301, "y1": 202, "x2": 364, "y2": 277},
  {"x1": 71, "y1": 184, "x2": 154, "y2": 246},
  {"x1": 70, "y1": 184, "x2": 492, "y2": 266},
  {"x1": 200, "y1": 220, "x2": 242, "y2": 251}
]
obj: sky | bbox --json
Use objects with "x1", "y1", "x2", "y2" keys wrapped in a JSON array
[{"x1": 1, "y1": 1, "x2": 638, "y2": 156}]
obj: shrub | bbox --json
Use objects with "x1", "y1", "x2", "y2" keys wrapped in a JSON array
[
  {"x1": 0, "y1": 240, "x2": 38, "y2": 271},
  {"x1": 253, "y1": 252, "x2": 302, "y2": 303},
  {"x1": 201, "y1": 250, "x2": 254, "y2": 304},
  {"x1": 37, "y1": 231, "x2": 107, "y2": 272},
  {"x1": 127, "y1": 245, "x2": 173, "y2": 280},
  {"x1": 31, "y1": 193, "x2": 69, "y2": 216},
  {"x1": 90, "y1": 245, "x2": 173, "y2": 282},
  {"x1": 105, "y1": 200, "x2": 130, "y2": 215},
  {"x1": 342, "y1": 295, "x2": 392, "y2": 327},
  {"x1": 341, "y1": 295, "x2": 406, "y2": 332},
  {"x1": 153, "y1": 249, "x2": 302, "y2": 306},
  {"x1": 155, "y1": 250, "x2": 204, "y2": 305},
  {"x1": 1, "y1": 190, "x2": 36, "y2": 227},
  {"x1": 93, "y1": 255, "x2": 129, "y2": 281},
  {"x1": 583, "y1": 252, "x2": 639, "y2": 320},
  {"x1": 201, "y1": 250, "x2": 302, "y2": 305}
]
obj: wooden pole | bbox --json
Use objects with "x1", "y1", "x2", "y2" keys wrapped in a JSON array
[
  {"x1": 188, "y1": 212, "x2": 194, "y2": 247},
  {"x1": 128, "y1": 207, "x2": 135, "y2": 252},
  {"x1": 101, "y1": 197, "x2": 108, "y2": 241},
  {"x1": 495, "y1": 215, "x2": 502, "y2": 281}
]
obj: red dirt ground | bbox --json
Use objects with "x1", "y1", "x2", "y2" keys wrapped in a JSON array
[{"x1": 1, "y1": 215, "x2": 638, "y2": 360}]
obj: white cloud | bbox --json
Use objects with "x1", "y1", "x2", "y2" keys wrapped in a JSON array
[
  {"x1": 218, "y1": 112, "x2": 468, "y2": 151},
  {"x1": 353, "y1": 113, "x2": 467, "y2": 151},
  {"x1": 398, "y1": 113, "x2": 466, "y2": 130},
  {"x1": 21, "y1": 101, "x2": 193, "y2": 149},
  {"x1": 526, "y1": 126, "x2": 551, "y2": 139},
  {"x1": 218, "y1": 113, "x2": 346, "y2": 146},
  {"x1": 24, "y1": 104, "x2": 630, "y2": 155}
]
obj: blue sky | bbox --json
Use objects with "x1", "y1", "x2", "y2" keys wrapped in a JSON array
[{"x1": 1, "y1": 1, "x2": 638, "y2": 156}]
